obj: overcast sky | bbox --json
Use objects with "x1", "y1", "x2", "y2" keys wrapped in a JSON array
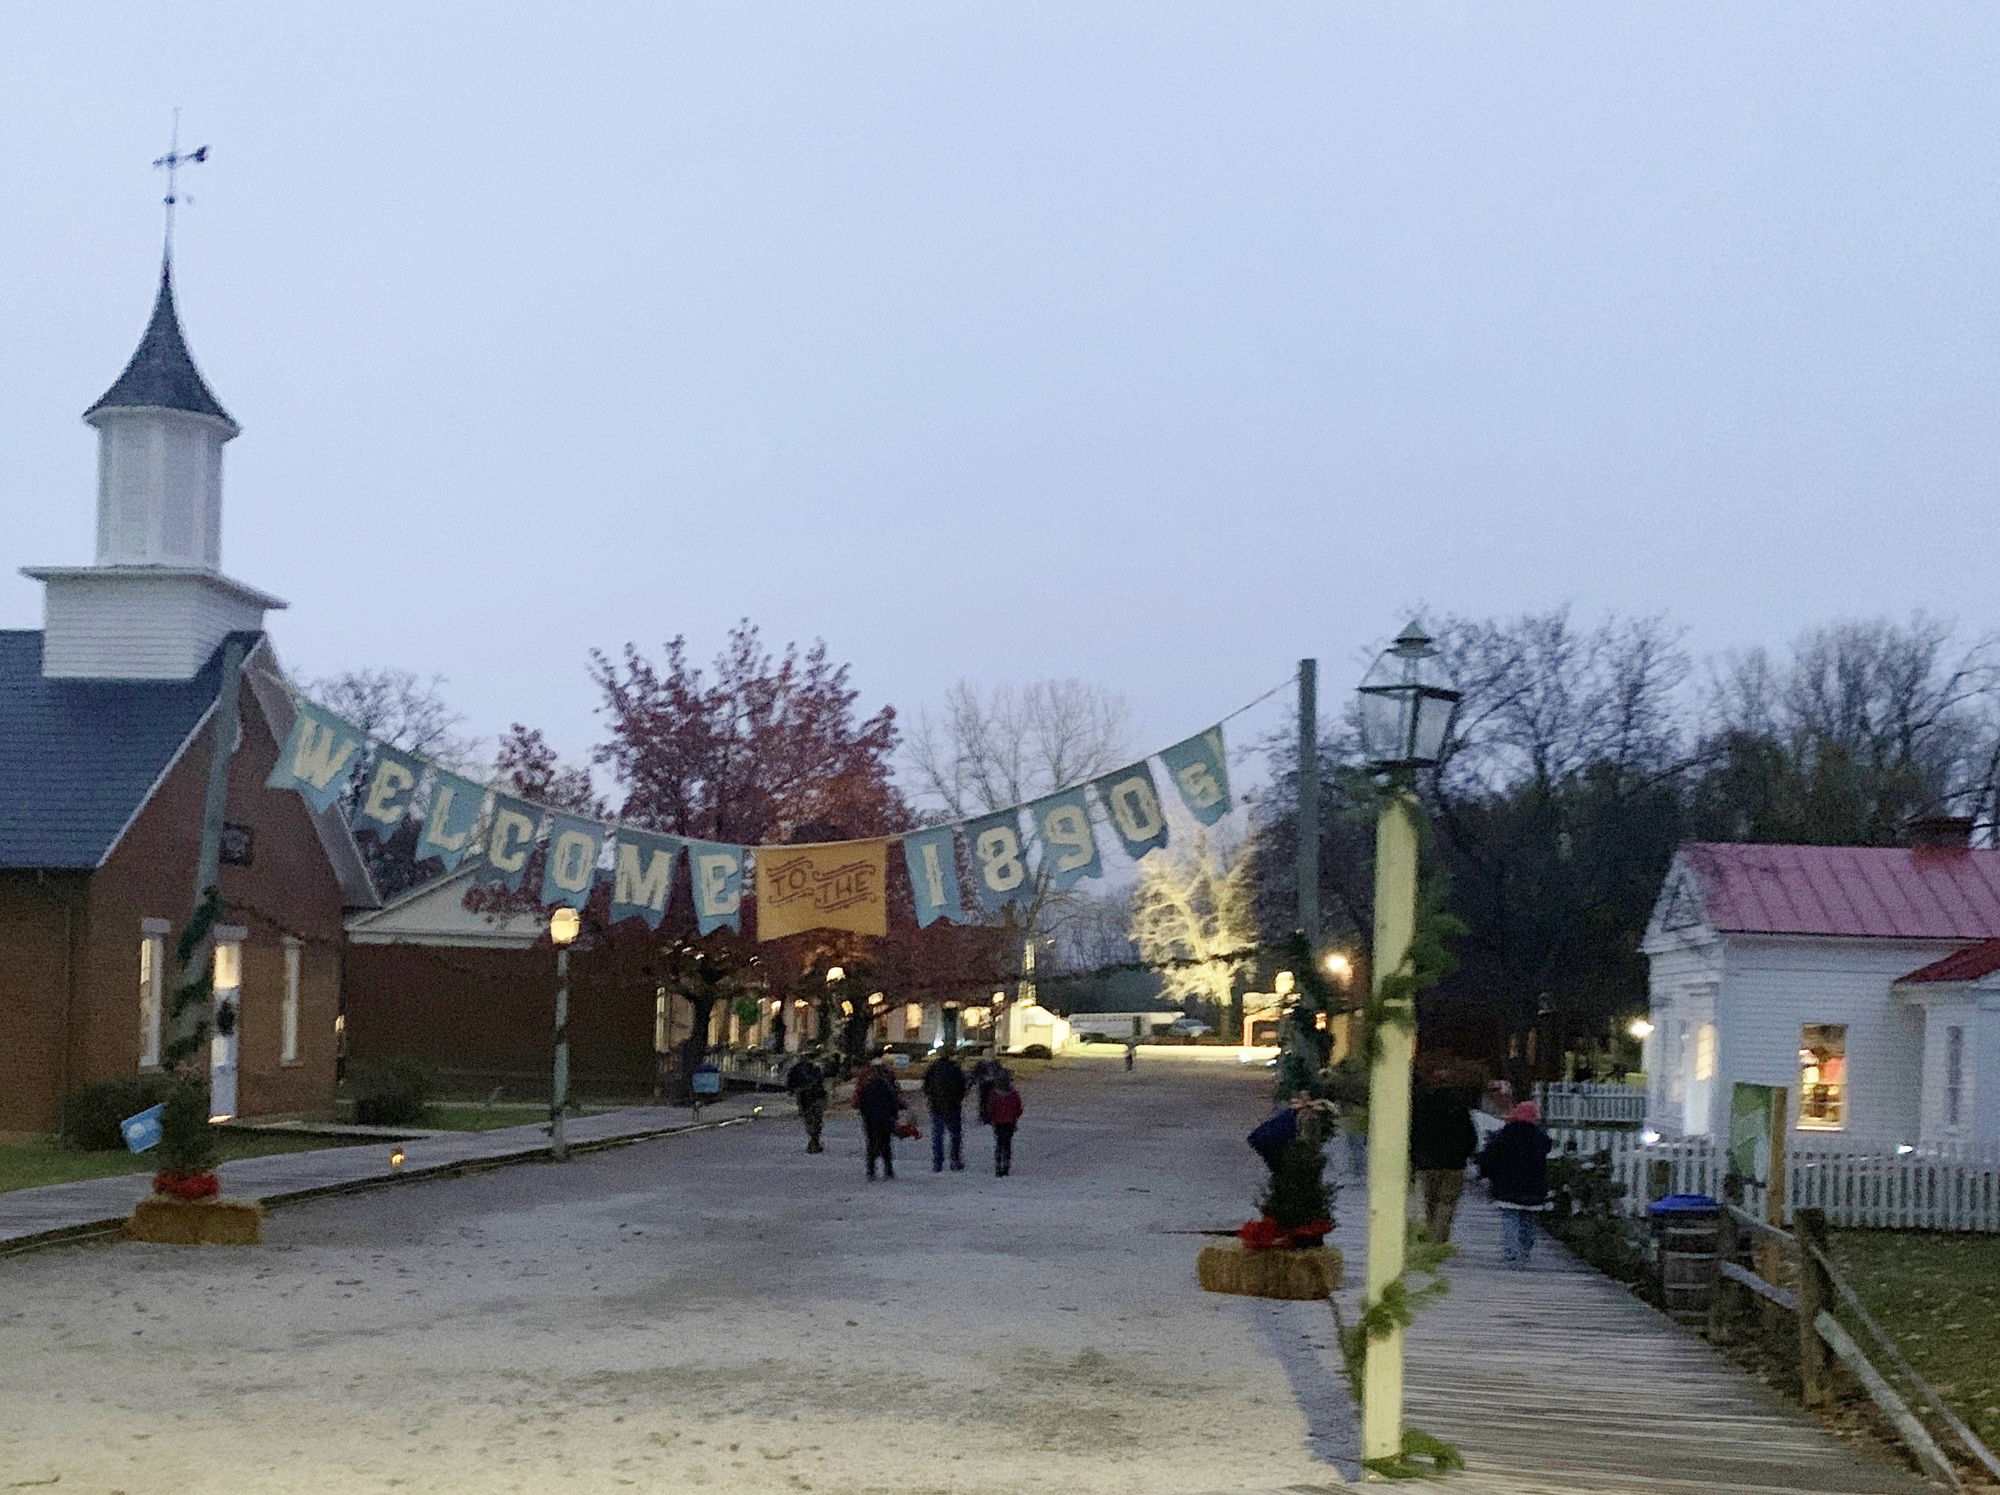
[{"x1": 2, "y1": 5, "x2": 1996, "y2": 790}]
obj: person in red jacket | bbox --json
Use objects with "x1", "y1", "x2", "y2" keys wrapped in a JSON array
[{"x1": 985, "y1": 1070, "x2": 1024, "y2": 1176}]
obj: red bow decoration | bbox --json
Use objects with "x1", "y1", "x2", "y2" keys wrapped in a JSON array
[
  {"x1": 1236, "y1": 1214, "x2": 1333, "y2": 1250},
  {"x1": 152, "y1": 1170, "x2": 221, "y2": 1201}
]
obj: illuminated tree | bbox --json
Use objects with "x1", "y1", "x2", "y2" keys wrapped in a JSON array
[{"x1": 1130, "y1": 829, "x2": 1257, "y2": 1033}]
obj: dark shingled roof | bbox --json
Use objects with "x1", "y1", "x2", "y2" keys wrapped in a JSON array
[
  {"x1": 0, "y1": 631, "x2": 247, "y2": 869},
  {"x1": 84, "y1": 260, "x2": 236, "y2": 429}
]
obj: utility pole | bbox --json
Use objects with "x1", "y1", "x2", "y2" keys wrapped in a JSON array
[
  {"x1": 1298, "y1": 659, "x2": 1319, "y2": 944},
  {"x1": 179, "y1": 637, "x2": 247, "y2": 1053}
]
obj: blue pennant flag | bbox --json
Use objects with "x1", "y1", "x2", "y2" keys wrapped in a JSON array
[
  {"x1": 350, "y1": 744, "x2": 426, "y2": 841},
  {"x1": 1028, "y1": 787, "x2": 1101, "y2": 891},
  {"x1": 120, "y1": 1104, "x2": 165, "y2": 1154},
  {"x1": 964, "y1": 808, "x2": 1033, "y2": 912},
  {"x1": 474, "y1": 795, "x2": 542, "y2": 890},
  {"x1": 541, "y1": 814, "x2": 606, "y2": 910},
  {"x1": 267, "y1": 700, "x2": 368, "y2": 815},
  {"x1": 416, "y1": 769, "x2": 487, "y2": 872},
  {"x1": 902, "y1": 825, "x2": 965, "y2": 927},
  {"x1": 686, "y1": 839, "x2": 745, "y2": 934},
  {"x1": 1093, "y1": 761, "x2": 1171, "y2": 860},
  {"x1": 1159, "y1": 726, "x2": 1232, "y2": 827},
  {"x1": 610, "y1": 829, "x2": 683, "y2": 929}
]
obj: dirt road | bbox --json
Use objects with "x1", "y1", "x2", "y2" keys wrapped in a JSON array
[{"x1": 0, "y1": 1058, "x2": 1353, "y2": 1494}]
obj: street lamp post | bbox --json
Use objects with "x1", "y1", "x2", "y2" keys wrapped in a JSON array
[
  {"x1": 549, "y1": 907, "x2": 581, "y2": 1161},
  {"x1": 1355, "y1": 622, "x2": 1459, "y2": 1471}
]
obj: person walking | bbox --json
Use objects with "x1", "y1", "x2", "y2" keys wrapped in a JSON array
[
  {"x1": 784, "y1": 1055, "x2": 828, "y2": 1154},
  {"x1": 854, "y1": 1061, "x2": 906, "y2": 1180},
  {"x1": 986, "y1": 1069, "x2": 1024, "y2": 1176},
  {"x1": 969, "y1": 1054, "x2": 1003, "y2": 1124},
  {"x1": 1410, "y1": 1065, "x2": 1478, "y2": 1243},
  {"x1": 1477, "y1": 1100, "x2": 1553, "y2": 1267},
  {"x1": 922, "y1": 1050, "x2": 968, "y2": 1172}
]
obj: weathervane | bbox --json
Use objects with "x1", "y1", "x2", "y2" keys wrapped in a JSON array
[{"x1": 153, "y1": 109, "x2": 210, "y2": 261}]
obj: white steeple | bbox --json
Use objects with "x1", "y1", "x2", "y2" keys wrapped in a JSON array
[{"x1": 23, "y1": 254, "x2": 285, "y2": 680}]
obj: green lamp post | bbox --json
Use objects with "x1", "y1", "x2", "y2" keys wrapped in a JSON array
[{"x1": 1356, "y1": 622, "x2": 1459, "y2": 1470}]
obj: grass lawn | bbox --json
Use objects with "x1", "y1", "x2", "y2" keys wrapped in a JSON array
[
  {"x1": 1830, "y1": 1229, "x2": 2000, "y2": 1453},
  {"x1": 0, "y1": 1130, "x2": 372, "y2": 1196}
]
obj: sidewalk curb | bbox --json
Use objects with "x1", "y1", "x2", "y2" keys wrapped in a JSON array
[{"x1": 0, "y1": 1113, "x2": 761, "y2": 1261}]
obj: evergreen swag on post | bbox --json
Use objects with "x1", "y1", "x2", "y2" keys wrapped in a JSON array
[{"x1": 154, "y1": 888, "x2": 224, "y2": 1193}]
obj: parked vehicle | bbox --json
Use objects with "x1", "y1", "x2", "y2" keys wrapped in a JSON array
[{"x1": 1166, "y1": 1017, "x2": 1213, "y2": 1038}]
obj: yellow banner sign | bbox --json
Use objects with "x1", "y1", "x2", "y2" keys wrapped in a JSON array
[{"x1": 755, "y1": 839, "x2": 890, "y2": 940}]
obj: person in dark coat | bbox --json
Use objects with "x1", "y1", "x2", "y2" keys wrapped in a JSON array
[
  {"x1": 922, "y1": 1052, "x2": 969, "y2": 1172},
  {"x1": 854, "y1": 1062, "x2": 906, "y2": 1180},
  {"x1": 969, "y1": 1056, "x2": 1004, "y2": 1124},
  {"x1": 784, "y1": 1056, "x2": 828, "y2": 1154},
  {"x1": 1477, "y1": 1100, "x2": 1553, "y2": 1266},
  {"x1": 985, "y1": 1070, "x2": 1024, "y2": 1176},
  {"x1": 1410, "y1": 1067, "x2": 1479, "y2": 1243}
]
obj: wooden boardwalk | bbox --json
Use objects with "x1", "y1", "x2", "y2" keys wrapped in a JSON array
[{"x1": 1373, "y1": 1191, "x2": 1928, "y2": 1495}]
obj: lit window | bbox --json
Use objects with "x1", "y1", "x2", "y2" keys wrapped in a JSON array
[
  {"x1": 1799, "y1": 1024, "x2": 1847, "y2": 1131},
  {"x1": 654, "y1": 991, "x2": 669, "y2": 1054},
  {"x1": 1694, "y1": 1024, "x2": 1716, "y2": 1082},
  {"x1": 1947, "y1": 1025, "x2": 1965, "y2": 1129},
  {"x1": 212, "y1": 939, "x2": 243, "y2": 1074},
  {"x1": 905, "y1": 1003, "x2": 923, "y2": 1032},
  {"x1": 281, "y1": 939, "x2": 301, "y2": 1064},
  {"x1": 138, "y1": 929, "x2": 166, "y2": 1068}
]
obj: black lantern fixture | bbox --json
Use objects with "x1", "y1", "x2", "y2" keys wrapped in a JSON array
[{"x1": 1357, "y1": 620, "x2": 1459, "y2": 770}]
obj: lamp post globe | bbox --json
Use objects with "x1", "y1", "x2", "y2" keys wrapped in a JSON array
[{"x1": 1357, "y1": 621, "x2": 1460, "y2": 771}]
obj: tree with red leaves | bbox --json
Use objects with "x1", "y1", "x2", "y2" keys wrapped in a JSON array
[{"x1": 592, "y1": 621, "x2": 905, "y2": 845}]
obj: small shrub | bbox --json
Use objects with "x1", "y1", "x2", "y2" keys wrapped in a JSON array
[
  {"x1": 1018, "y1": 1044, "x2": 1053, "y2": 1060},
  {"x1": 1549, "y1": 1149, "x2": 1655, "y2": 1291},
  {"x1": 349, "y1": 1057, "x2": 436, "y2": 1126},
  {"x1": 156, "y1": 1075, "x2": 218, "y2": 1176},
  {"x1": 57, "y1": 1073, "x2": 178, "y2": 1151}
]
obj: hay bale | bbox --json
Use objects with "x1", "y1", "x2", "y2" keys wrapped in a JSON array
[
  {"x1": 1197, "y1": 1240, "x2": 1343, "y2": 1299},
  {"x1": 127, "y1": 1195, "x2": 263, "y2": 1246}
]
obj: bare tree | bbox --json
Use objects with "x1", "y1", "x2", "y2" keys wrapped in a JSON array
[
  {"x1": 307, "y1": 667, "x2": 482, "y2": 770},
  {"x1": 905, "y1": 679, "x2": 1130, "y2": 819},
  {"x1": 1130, "y1": 828, "x2": 1258, "y2": 1029},
  {"x1": 1046, "y1": 889, "x2": 1138, "y2": 973}
]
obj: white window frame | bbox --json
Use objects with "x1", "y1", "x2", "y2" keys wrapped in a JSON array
[
  {"x1": 138, "y1": 918, "x2": 170, "y2": 1068},
  {"x1": 1798, "y1": 1022, "x2": 1848, "y2": 1132},
  {"x1": 281, "y1": 937, "x2": 302, "y2": 1065},
  {"x1": 1946, "y1": 1024, "x2": 1965, "y2": 1130}
]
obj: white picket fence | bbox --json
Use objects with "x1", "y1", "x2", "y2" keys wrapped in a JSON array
[
  {"x1": 1535, "y1": 1082, "x2": 1648, "y2": 1127},
  {"x1": 1548, "y1": 1127, "x2": 2000, "y2": 1232}
]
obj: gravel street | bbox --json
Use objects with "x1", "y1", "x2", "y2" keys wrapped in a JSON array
[{"x1": 0, "y1": 1058, "x2": 1355, "y2": 1494}]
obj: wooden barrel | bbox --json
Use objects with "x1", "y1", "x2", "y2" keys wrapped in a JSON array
[{"x1": 1659, "y1": 1219, "x2": 1720, "y2": 1320}]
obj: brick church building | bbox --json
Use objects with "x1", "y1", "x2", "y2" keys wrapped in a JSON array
[{"x1": 0, "y1": 254, "x2": 377, "y2": 1134}]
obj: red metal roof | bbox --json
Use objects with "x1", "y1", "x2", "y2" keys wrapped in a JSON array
[
  {"x1": 1680, "y1": 842, "x2": 2000, "y2": 941},
  {"x1": 1898, "y1": 938, "x2": 2000, "y2": 984}
]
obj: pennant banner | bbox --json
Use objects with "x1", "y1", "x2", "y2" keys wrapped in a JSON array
[
  {"x1": 1093, "y1": 760, "x2": 1171, "y2": 860},
  {"x1": 474, "y1": 795, "x2": 542, "y2": 890},
  {"x1": 902, "y1": 825, "x2": 964, "y2": 927},
  {"x1": 687, "y1": 839, "x2": 746, "y2": 934},
  {"x1": 541, "y1": 814, "x2": 606, "y2": 910},
  {"x1": 352, "y1": 745, "x2": 426, "y2": 841},
  {"x1": 755, "y1": 839, "x2": 890, "y2": 940},
  {"x1": 1160, "y1": 726, "x2": 1232, "y2": 827},
  {"x1": 417, "y1": 769, "x2": 487, "y2": 872},
  {"x1": 610, "y1": 829, "x2": 682, "y2": 929},
  {"x1": 266, "y1": 683, "x2": 1244, "y2": 937},
  {"x1": 267, "y1": 701, "x2": 368, "y2": 815},
  {"x1": 965, "y1": 808, "x2": 1033, "y2": 912},
  {"x1": 1028, "y1": 787, "x2": 1100, "y2": 892}
]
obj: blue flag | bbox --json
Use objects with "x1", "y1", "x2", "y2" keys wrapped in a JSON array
[
  {"x1": 1159, "y1": 726, "x2": 1232, "y2": 826},
  {"x1": 964, "y1": 808, "x2": 1033, "y2": 912},
  {"x1": 686, "y1": 839, "x2": 745, "y2": 934},
  {"x1": 120, "y1": 1104, "x2": 165, "y2": 1154},
  {"x1": 610, "y1": 829, "x2": 683, "y2": 929},
  {"x1": 902, "y1": 825, "x2": 965, "y2": 927},
  {"x1": 1093, "y1": 761, "x2": 1171, "y2": 860},
  {"x1": 350, "y1": 745, "x2": 426, "y2": 841},
  {"x1": 1027, "y1": 787, "x2": 1101, "y2": 891},
  {"x1": 541, "y1": 814, "x2": 606, "y2": 910},
  {"x1": 474, "y1": 795, "x2": 542, "y2": 890},
  {"x1": 416, "y1": 769, "x2": 487, "y2": 872},
  {"x1": 267, "y1": 700, "x2": 368, "y2": 815}
]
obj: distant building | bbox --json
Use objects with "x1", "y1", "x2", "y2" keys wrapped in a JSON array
[
  {"x1": 0, "y1": 259, "x2": 376, "y2": 1132},
  {"x1": 1641, "y1": 827, "x2": 2000, "y2": 1149}
]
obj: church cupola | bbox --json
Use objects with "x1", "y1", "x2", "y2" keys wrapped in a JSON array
[
  {"x1": 23, "y1": 247, "x2": 284, "y2": 680},
  {"x1": 84, "y1": 259, "x2": 238, "y2": 569}
]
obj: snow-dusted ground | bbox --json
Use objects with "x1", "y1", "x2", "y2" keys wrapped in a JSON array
[{"x1": 0, "y1": 1058, "x2": 1356, "y2": 1494}]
